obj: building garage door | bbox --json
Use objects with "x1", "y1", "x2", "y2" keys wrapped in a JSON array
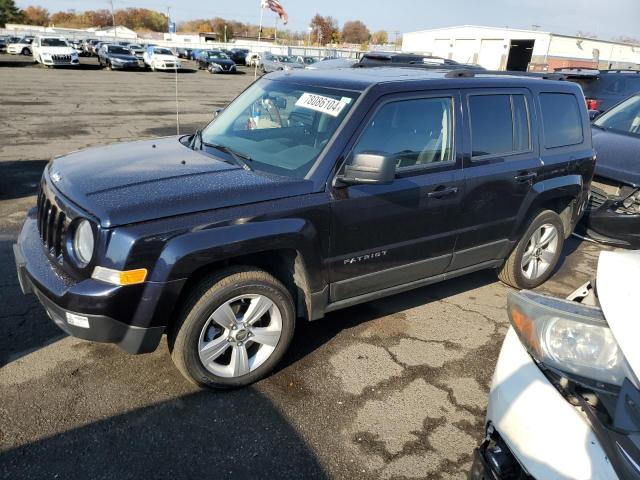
[
  {"x1": 478, "y1": 39, "x2": 505, "y2": 70},
  {"x1": 452, "y1": 39, "x2": 476, "y2": 64},
  {"x1": 433, "y1": 39, "x2": 450, "y2": 59}
]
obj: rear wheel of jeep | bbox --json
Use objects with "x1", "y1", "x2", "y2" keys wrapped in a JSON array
[
  {"x1": 169, "y1": 267, "x2": 296, "y2": 389},
  {"x1": 497, "y1": 209, "x2": 565, "y2": 289}
]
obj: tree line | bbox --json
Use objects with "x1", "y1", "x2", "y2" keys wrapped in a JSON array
[{"x1": 1, "y1": 1, "x2": 393, "y2": 46}]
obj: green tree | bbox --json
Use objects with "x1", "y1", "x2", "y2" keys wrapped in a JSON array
[{"x1": 0, "y1": 0, "x2": 24, "y2": 27}]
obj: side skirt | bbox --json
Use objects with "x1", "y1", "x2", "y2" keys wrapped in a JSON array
[{"x1": 323, "y1": 259, "x2": 502, "y2": 314}]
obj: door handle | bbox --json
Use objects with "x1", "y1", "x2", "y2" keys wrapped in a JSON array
[
  {"x1": 427, "y1": 186, "x2": 459, "y2": 199},
  {"x1": 514, "y1": 172, "x2": 537, "y2": 183}
]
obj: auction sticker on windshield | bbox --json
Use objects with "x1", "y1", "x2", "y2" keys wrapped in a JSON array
[{"x1": 295, "y1": 93, "x2": 348, "y2": 117}]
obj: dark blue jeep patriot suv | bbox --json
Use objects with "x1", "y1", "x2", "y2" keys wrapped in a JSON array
[{"x1": 14, "y1": 67, "x2": 594, "y2": 388}]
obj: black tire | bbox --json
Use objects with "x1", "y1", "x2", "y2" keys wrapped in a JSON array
[
  {"x1": 106, "y1": 61, "x2": 112, "y2": 71},
  {"x1": 21, "y1": 48, "x2": 30, "y2": 56},
  {"x1": 169, "y1": 267, "x2": 296, "y2": 389},
  {"x1": 497, "y1": 210, "x2": 565, "y2": 289}
]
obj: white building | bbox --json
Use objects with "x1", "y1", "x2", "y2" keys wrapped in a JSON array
[{"x1": 402, "y1": 25, "x2": 640, "y2": 71}]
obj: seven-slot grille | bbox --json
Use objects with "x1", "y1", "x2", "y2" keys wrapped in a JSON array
[
  {"x1": 36, "y1": 185, "x2": 67, "y2": 261},
  {"x1": 52, "y1": 54, "x2": 72, "y2": 62}
]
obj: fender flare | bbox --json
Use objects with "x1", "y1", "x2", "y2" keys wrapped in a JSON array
[
  {"x1": 150, "y1": 218, "x2": 324, "y2": 291},
  {"x1": 511, "y1": 174, "x2": 584, "y2": 240}
]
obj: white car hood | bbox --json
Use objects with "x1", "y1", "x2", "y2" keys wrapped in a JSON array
[
  {"x1": 153, "y1": 54, "x2": 178, "y2": 62},
  {"x1": 597, "y1": 250, "x2": 640, "y2": 377},
  {"x1": 39, "y1": 47, "x2": 75, "y2": 55}
]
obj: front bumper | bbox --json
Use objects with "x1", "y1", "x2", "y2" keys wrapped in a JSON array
[
  {"x1": 581, "y1": 201, "x2": 640, "y2": 248},
  {"x1": 110, "y1": 61, "x2": 140, "y2": 69},
  {"x1": 480, "y1": 328, "x2": 618, "y2": 480},
  {"x1": 13, "y1": 213, "x2": 178, "y2": 354},
  {"x1": 40, "y1": 57, "x2": 80, "y2": 66}
]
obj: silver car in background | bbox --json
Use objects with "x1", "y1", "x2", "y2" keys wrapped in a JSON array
[{"x1": 260, "y1": 54, "x2": 304, "y2": 73}]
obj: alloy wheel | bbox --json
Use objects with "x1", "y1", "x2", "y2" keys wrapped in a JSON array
[
  {"x1": 198, "y1": 294, "x2": 282, "y2": 378},
  {"x1": 521, "y1": 223, "x2": 559, "y2": 280}
]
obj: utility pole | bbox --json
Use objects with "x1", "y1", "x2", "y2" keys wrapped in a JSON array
[
  {"x1": 224, "y1": 24, "x2": 227, "y2": 44},
  {"x1": 167, "y1": 6, "x2": 171, "y2": 41},
  {"x1": 109, "y1": 0, "x2": 117, "y2": 38}
]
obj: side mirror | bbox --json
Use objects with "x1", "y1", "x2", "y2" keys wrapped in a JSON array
[
  {"x1": 336, "y1": 152, "x2": 396, "y2": 186},
  {"x1": 214, "y1": 107, "x2": 224, "y2": 119},
  {"x1": 588, "y1": 109, "x2": 601, "y2": 121}
]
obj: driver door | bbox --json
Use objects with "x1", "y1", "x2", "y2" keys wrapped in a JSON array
[{"x1": 328, "y1": 91, "x2": 464, "y2": 302}]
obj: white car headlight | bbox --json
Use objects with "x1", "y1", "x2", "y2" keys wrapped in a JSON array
[
  {"x1": 73, "y1": 219, "x2": 94, "y2": 267},
  {"x1": 508, "y1": 290, "x2": 635, "y2": 387}
]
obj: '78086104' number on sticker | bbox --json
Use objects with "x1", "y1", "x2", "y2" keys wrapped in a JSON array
[{"x1": 295, "y1": 93, "x2": 349, "y2": 117}]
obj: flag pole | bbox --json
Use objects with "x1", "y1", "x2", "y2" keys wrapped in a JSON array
[{"x1": 254, "y1": 1, "x2": 264, "y2": 79}]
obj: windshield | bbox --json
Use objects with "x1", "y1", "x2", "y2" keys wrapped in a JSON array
[
  {"x1": 129, "y1": 44, "x2": 141, "y2": 49},
  {"x1": 108, "y1": 46, "x2": 131, "y2": 55},
  {"x1": 594, "y1": 95, "x2": 640, "y2": 136},
  {"x1": 278, "y1": 56, "x2": 292, "y2": 63},
  {"x1": 208, "y1": 51, "x2": 228, "y2": 59},
  {"x1": 200, "y1": 79, "x2": 358, "y2": 179},
  {"x1": 155, "y1": 48, "x2": 173, "y2": 55},
  {"x1": 41, "y1": 38, "x2": 68, "y2": 47},
  {"x1": 19, "y1": 37, "x2": 33, "y2": 44}
]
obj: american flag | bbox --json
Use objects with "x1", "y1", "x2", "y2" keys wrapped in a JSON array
[{"x1": 261, "y1": 0, "x2": 288, "y2": 24}]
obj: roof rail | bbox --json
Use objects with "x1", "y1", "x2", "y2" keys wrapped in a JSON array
[
  {"x1": 444, "y1": 69, "x2": 566, "y2": 80},
  {"x1": 598, "y1": 69, "x2": 640, "y2": 74}
]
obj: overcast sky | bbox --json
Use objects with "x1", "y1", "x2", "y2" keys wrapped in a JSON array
[{"x1": 16, "y1": 0, "x2": 639, "y2": 40}]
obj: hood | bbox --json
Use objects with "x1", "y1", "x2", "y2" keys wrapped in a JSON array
[
  {"x1": 153, "y1": 54, "x2": 178, "y2": 62},
  {"x1": 597, "y1": 250, "x2": 640, "y2": 377},
  {"x1": 39, "y1": 46, "x2": 75, "y2": 55},
  {"x1": 108, "y1": 53, "x2": 138, "y2": 61},
  {"x1": 48, "y1": 137, "x2": 313, "y2": 228},
  {"x1": 208, "y1": 58, "x2": 235, "y2": 66},
  {"x1": 592, "y1": 127, "x2": 640, "y2": 187}
]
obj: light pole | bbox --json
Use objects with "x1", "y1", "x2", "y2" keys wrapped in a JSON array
[{"x1": 109, "y1": 0, "x2": 117, "y2": 39}]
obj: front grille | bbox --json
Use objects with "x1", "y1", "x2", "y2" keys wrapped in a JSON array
[
  {"x1": 587, "y1": 186, "x2": 609, "y2": 211},
  {"x1": 36, "y1": 185, "x2": 68, "y2": 262},
  {"x1": 52, "y1": 54, "x2": 72, "y2": 62}
]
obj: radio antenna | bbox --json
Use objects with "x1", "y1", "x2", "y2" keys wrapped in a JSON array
[{"x1": 174, "y1": 63, "x2": 180, "y2": 134}]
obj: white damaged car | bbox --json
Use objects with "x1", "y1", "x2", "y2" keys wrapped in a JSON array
[
  {"x1": 7, "y1": 36, "x2": 34, "y2": 55},
  {"x1": 32, "y1": 36, "x2": 79, "y2": 67},
  {"x1": 142, "y1": 46, "x2": 181, "y2": 71},
  {"x1": 471, "y1": 250, "x2": 640, "y2": 480}
]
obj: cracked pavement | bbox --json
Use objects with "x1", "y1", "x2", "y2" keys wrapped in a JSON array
[{"x1": 0, "y1": 54, "x2": 611, "y2": 479}]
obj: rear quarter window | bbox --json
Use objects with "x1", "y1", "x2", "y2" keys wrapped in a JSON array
[{"x1": 539, "y1": 93, "x2": 583, "y2": 148}]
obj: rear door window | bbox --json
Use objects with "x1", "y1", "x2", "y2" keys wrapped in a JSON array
[
  {"x1": 469, "y1": 94, "x2": 531, "y2": 158},
  {"x1": 539, "y1": 93, "x2": 583, "y2": 148}
]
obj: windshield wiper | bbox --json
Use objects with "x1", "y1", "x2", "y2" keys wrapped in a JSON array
[{"x1": 203, "y1": 141, "x2": 253, "y2": 171}]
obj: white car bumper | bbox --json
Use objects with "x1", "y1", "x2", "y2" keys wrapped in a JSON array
[
  {"x1": 153, "y1": 61, "x2": 181, "y2": 70},
  {"x1": 7, "y1": 45, "x2": 23, "y2": 54},
  {"x1": 484, "y1": 328, "x2": 618, "y2": 479}
]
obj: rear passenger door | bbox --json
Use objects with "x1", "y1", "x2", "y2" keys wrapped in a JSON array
[{"x1": 453, "y1": 88, "x2": 542, "y2": 271}]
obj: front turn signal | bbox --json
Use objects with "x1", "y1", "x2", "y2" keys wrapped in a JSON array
[{"x1": 92, "y1": 266, "x2": 148, "y2": 286}]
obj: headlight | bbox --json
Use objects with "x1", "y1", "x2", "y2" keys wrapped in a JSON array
[
  {"x1": 508, "y1": 290, "x2": 635, "y2": 387},
  {"x1": 73, "y1": 219, "x2": 94, "y2": 267}
]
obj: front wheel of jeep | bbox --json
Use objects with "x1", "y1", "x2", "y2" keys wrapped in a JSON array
[
  {"x1": 169, "y1": 267, "x2": 296, "y2": 389},
  {"x1": 497, "y1": 209, "x2": 565, "y2": 289}
]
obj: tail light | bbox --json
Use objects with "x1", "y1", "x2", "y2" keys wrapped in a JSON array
[{"x1": 586, "y1": 98, "x2": 602, "y2": 111}]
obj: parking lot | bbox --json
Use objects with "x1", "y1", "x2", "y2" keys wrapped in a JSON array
[{"x1": 0, "y1": 53, "x2": 608, "y2": 479}]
